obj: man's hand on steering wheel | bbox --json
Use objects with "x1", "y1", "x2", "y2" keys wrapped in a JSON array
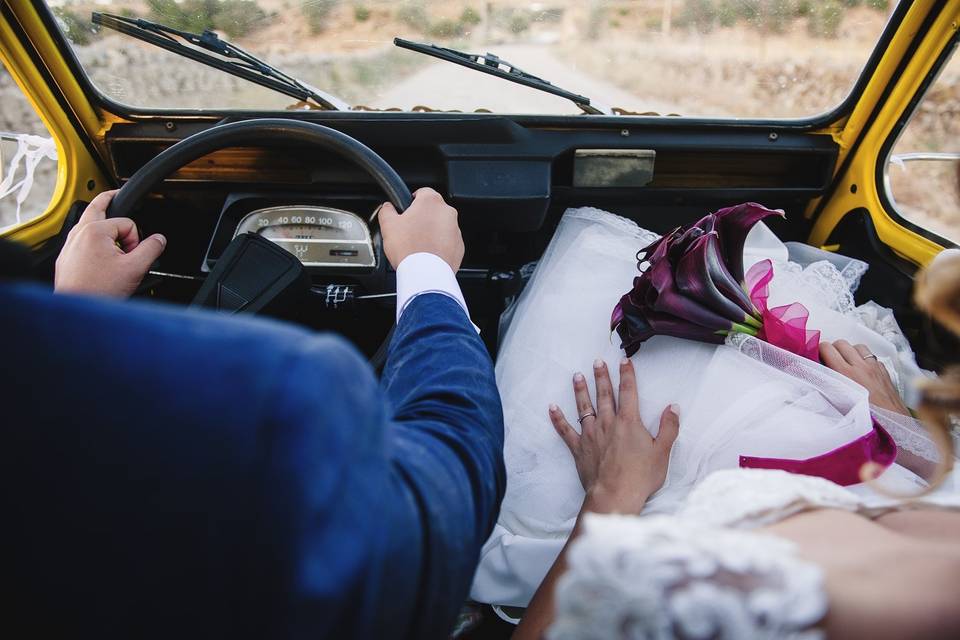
[
  {"x1": 55, "y1": 190, "x2": 167, "y2": 298},
  {"x1": 379, "y1": 187, "x2": 464, "y2": 272}
]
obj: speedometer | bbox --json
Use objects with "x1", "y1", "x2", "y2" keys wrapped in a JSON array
[{"x1": 233, "y1": 206, "x2": 375, "y2": 267}]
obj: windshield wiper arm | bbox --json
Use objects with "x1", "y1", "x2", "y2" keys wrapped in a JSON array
[
  {"x1": 394, "y1": 38, "x2": 608, "y2": 115},
  {"x1": 92, "y1": 13, "x2": 350, "y2": 111}
]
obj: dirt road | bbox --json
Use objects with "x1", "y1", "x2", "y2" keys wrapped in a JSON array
[{"x1": 378, "y1": 43, "x2": 677, "y2": 115}]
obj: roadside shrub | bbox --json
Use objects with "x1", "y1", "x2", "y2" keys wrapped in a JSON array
[
  {"x1": 147, "y1": 0, "x2": 266, "y2": 38},
  {"x1": 396, "y1": 2, "x2": 428, "y2": 33},
  {"x1": 354, "y1": 5, "x2": 371, "y2": 23},
  {"x1": 508, "y1": 12, "x2": 531, "y2": 35},
  {"x1": 214, "y1": 0, "x2": 268, "y2": 38},
  {"x1": 302, "y1": 0, "x2": 339, "y2": 34},
  {"x1": 679, "y1": 0, "x2": 717, "y2": 32},
  {"x1": 53, "y1": 7, "x2": 94, "y2": 45},
  {"x1": 427, "y1": 18, "x2": 465, "y2": 39},
  {"x1": 679, "y1": 0, "x2": 879, "y2": 35},
  {"x1": 460, "y1": 7, "x2": 482, "y2": 26},
  {"x1": 807, "y1": 0, "x2": 843, "y2": 38}
]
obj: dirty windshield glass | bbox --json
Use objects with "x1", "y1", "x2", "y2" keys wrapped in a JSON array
[{"x1": 45, "y1": 1, "x2": 897, "y2": 117}]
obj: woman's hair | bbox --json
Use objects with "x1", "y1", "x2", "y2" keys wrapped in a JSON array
[{"x1": 913, "y1": 248, "x2": 960, "y2": 491}]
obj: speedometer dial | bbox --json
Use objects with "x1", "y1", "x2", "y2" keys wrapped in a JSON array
[{"x1": 233, "y1": 206, "x2": 375, "y2": 267}]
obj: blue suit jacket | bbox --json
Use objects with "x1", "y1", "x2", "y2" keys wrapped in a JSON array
[{"x1": 0, "y1": 283, "x2": 505, "y2": 639}]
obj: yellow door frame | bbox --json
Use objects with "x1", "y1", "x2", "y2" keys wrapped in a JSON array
[
  {"x1": 808, "y1": 0, "x2": 959, "y2": 267},
  {"x1": 0, "y1": 0, "x2": 111, "y2": 247}
]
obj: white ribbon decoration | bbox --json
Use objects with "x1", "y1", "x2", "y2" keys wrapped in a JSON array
[{"x1": 0, "y1": 133, "x2": 57, "y2": 226}]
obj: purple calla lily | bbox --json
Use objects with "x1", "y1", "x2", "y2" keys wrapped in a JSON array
[
  {"x1": 637, "y1": 227, "x2": 681, "y2": 267},
  {"x1": 713, "y1": 202, "x2": 785, "y2": 283},
  {"x1": 676, "y1": 231, "x2": 760, "y2": 324},
  {"x1": 644, "y1": 309, "x2": 729, "y2": 344},
  {"x1": 613, "y1": 296, "x2": 726, "y2": 356},
  {"x1": 612, "y1": 202, "x2": 783, "y2": 355},
  {"x1": 675, "y1": 231, "x2": 752, "y2": 322},
  {"x1": 646, "y1": 258, "x2": 736, "y2": 331}
]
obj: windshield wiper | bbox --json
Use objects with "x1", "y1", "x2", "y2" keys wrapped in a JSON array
[
  {"x1": 394, "y1": 38, "x2": 609, "y2": 115},
  {"x1": 92, "y1": 13, "x2": 350, "y2": 111}
]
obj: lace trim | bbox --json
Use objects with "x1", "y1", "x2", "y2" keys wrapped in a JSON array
[
  {"x1": 678, "y1": 468, "x2": 863, "y2": 529},
  {"x1": 549, "y1": 513, "x2": 827, "y2": 640},
  {"x1": 565, "y1": 207, "x2": 660, "y2": 245}
]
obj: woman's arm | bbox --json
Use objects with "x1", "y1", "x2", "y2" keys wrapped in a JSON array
[{"x1": 513, "y1": 357, "x2": 679, "y2": 640}]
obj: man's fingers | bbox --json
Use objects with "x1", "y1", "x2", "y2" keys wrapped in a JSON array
[
  {"x1": 655, "y1": 404, "x2": 680, "y2": 451},
  {"x1": 125, "y1": 233, "x2": 166, "y2": 273},
  {"x1": 617, "y1": 357, "x2": 639, "y2": 418},
  {"x1": 412, "y1": 186, "x2": 442, "y2": 201},
  {"x1": 593, "y1": 359, "x2": 615, "y2": 419},
  {"x1": 819, "y1": 341, "x2": 847, "y2": 371},
  {"x1": 77, "y1": 190, "x2": 118, "y2": 226},
  {"x1": 377, "y1": 202, "x2": 398, "y2": 226},
  {"x1": 98, "y1": 217, "x2": 140, "y2": 253},
  {"x1": 549, "y1": 404, "x2": 580, "y2": 453}
]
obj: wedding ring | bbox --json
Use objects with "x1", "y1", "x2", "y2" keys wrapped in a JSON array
[
  {"x1": 863, "y1": 353, "x2": 878, "y2": 361},
  {"x1": 578, "y1": 410, "x2": 597, "y2": 424}
]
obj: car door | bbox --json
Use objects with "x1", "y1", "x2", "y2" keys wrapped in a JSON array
[
  {"x1": 0, "y1": 0, "x2": 110, "y2": 248},
  {"x1": 807, "y1": 0, "x2": 958, "y2": 265}
]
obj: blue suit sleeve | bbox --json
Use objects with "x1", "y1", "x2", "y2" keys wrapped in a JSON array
[{"x1": 378, "y1": 293, "x2": 506, "y2": 636}]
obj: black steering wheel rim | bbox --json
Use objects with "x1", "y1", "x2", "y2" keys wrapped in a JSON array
[{"x1": 107, "y1": 118, "x2": 413, "y2": 219}]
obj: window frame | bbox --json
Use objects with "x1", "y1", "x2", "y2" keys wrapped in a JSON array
[
  {"x1": 32, "y1": 0, "x2": 913, "y2": 129},
  {"x1": 877, "y1": 31, "x2": 960, "y2": 247}
]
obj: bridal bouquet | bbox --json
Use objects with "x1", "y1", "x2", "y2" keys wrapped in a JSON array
[{"x1": 612, "y1": 203, "x2": 821, "y2": 360}]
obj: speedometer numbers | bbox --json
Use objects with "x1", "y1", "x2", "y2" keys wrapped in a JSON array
[{"x1": 233, "y1": 206, "x2": 375, "y2": 267}]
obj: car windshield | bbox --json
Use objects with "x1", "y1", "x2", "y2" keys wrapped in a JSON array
[{"x1": 45, "y1": 0, "x2": 897, "y2": 118}]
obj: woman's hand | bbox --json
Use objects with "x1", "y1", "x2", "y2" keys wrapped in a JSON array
[
  {"x1": 548, "y1": 357, "x2": 680, "y2": 515},
  {"x1": 820, "y1": 340, "x2": 910, "y2": 416}
]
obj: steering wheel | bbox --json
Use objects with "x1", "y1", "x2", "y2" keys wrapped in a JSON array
[{"x1": 107, "y1": 118, "x2": 413, "y2": 220}]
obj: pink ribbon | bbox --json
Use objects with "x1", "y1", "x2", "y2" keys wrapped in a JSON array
[{"x1": 746, "y1": 259, "x2": 821, "y2": 362}]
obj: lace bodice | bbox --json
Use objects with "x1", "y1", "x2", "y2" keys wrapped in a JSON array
[{"x1": 549, "y1": 513, "x2": 828, "y2": 640}]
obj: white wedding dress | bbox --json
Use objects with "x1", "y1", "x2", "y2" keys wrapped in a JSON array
[{"x1": 470, "y1": 208, "x2": 960, "y2": 632}]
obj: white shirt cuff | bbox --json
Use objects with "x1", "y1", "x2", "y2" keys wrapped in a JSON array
[{"x1": 395, "y1": 252, "x2": 473, "y2": 326}]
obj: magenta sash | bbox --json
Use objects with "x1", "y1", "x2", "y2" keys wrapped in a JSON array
[{"x1": 739, "y1": 420, "x2": 897, "y2": 486}]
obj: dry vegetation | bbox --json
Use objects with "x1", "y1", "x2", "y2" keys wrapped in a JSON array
[{"x1": 2, "y1": 0, "x2": 957, "y2": 239}]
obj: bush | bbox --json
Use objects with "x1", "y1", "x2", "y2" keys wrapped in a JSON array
[
  {"x1": 396, "y1": 2, "x2": 428, "y2": 33},
  {"x1": 53, "y1": 7, "x2": 94, "y2": 45},
  {"x1": 460, "y1": 7, "x2": 482, "y2": 26},
  {"x1": 680, "y1": 0, "x2": 863, "y2": 35},
  {"x1": 147, "y1": 0, "x2": 266, "y2": 38},
  {"x1": 807, "y1": 0, "x2": 844, "y2": 38},
  {"x1": 302, "y1": 0, "x2": 339, "y2": 34},
  {"x1": 214, "y1": 0, "x2": 268, "y2": 38},
  {"x1": 354, "y1": 5, "x2": 371, "y2": 23},
  {"x1": 427, "y1": 18, "x2": 465, "y2": 39},
  {"x1": 679, "y1": 0, "x2": 718, "y2": 32},
  {"x1": 508, "y1": 12, "x2": 531, "y2": 35}
]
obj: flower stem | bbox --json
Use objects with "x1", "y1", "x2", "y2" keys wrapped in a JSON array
[
  {"x1": 743, "y1": 314, "x2": 762, "y2": 329},
  {"x1": 731, "y1": 323, "x2": 759, "y2": 336}
]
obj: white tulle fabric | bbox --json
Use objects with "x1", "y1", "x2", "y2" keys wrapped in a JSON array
[
  {"x1": 470, "y1": 207, "x2": 956, "y2": 610},
  {"x1": 550, "y1": 511, "x2": 828, "y2": 640}
]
